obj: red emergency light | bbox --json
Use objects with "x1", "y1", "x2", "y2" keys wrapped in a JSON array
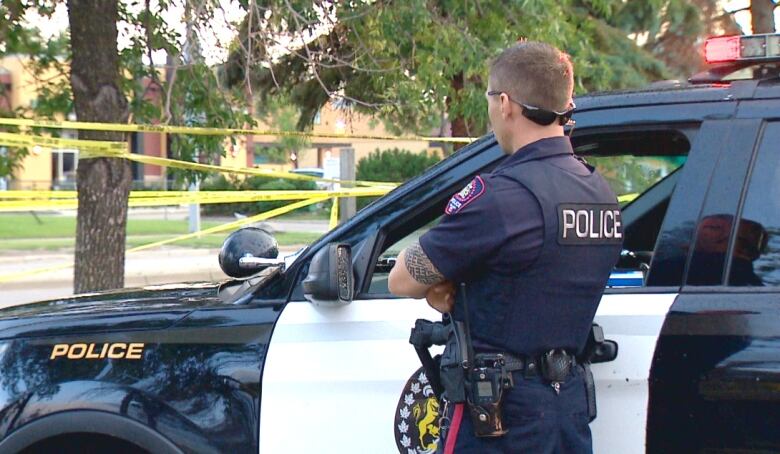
[
  {"x1": 705, "y1": 36, "x2": 741, "y2": 63},
  {"x1": 705, "y1": 33, "x2": 780, "y2": 64},
  {"x1": 691, "y1": 33, "x2": 780, "y2": 84}
]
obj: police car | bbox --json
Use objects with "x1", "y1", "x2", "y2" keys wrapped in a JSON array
[{"x1": 0, "y1": 34, "x2": 779, "y2": 453}]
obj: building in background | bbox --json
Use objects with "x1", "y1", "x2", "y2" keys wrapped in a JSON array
[{"x1": 0, "y1": 55, "x2": 446, "y2": 190}]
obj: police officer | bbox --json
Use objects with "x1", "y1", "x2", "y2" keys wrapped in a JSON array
[{"x1": 388, "y1": 41, "x2": 623, "y2": 453}]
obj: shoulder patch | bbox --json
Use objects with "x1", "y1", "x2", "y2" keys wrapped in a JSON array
[{"x1": 445, "y1": 176, "x2": 486, "y2": 215}]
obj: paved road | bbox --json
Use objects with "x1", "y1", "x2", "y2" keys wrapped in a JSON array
[
  {"x1": 0, "y1": 246, "x2": 303, "y2": 308},
  {"x1": 2, "y1": 287, "x2": 76, "y2": 308}
]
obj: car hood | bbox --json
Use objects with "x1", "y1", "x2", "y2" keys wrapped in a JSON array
[{"x1": 0, "y1": 282, "x2": 223, "y2": 340}]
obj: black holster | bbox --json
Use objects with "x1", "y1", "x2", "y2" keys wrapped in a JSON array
[
  {"x1": 409, "y1": 318, "x2": 449, "y2": 397},
  {"x1": 578, "y1": 323, "x2": 606, "y2": 422},
  {"x1": 438, "y1": 316, "x2": 468, "y2": 403}
]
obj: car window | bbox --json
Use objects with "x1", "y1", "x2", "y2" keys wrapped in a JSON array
[
  {"x1": 680, "y1": 119, "x2": 762, "y2": 287},
  {"x1": 367, "y1": 220, "x2": 440, "y2": 294},
  {"x1": 572, "y1": 129, "x2": 689, "y2": 207},
  {"x1": 728, "y1": 123, "x2": 780, "y2": 287},
  {"x1": 362, "y1": 128, "x2": 694, "y2": 296}
]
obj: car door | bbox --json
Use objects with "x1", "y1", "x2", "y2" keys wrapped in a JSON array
[
  {"x1": 577, "y1": 121, "x2": 722, "y2": 454},
  {"x1": 258, "y1": 121, "x2": 716, "y2": 454},
  {"x1": 647, "y1": 119, "x2": 780, "y2": 453}
]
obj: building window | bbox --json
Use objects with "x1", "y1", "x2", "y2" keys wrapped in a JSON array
[
  {"x1": 52, "y1": 149, "x2": 78, "y2": 189},
  {"x1": 0, "y1": 146, "x2": 7, "y2": 190},
  {"x1": 254, "y1": 145, "x2": 288, "y2": 164},
  {"x1": 0, "y1": 83, "x2": 11, "y2": 111},
  {"x1": 254, "y1": 152, "x2": 269, "y2": 165}
]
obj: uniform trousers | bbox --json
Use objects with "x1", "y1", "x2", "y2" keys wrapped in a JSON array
[{"x1": 437, "y1": 365, "x2": 592, "y2": 454}]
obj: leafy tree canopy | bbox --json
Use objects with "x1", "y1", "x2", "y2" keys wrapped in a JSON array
[
  {"x1": 0, "y1": 0, "x2": 254, "y2": 183},
  {"x1": 226, "y1": 0, "x2": 739, "y2": 138}
]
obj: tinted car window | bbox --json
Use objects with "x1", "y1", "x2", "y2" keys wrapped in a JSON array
[
  {"x1": 683, "y1": 120, "x2": 762, "y2": 286},
  {"x1": 728, "y1": 123, "x2": 780, "y2": 287}
]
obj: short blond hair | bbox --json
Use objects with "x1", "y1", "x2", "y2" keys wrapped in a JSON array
[{"x1": 489, "y1": 41, "x2": 574, "y2": 112}]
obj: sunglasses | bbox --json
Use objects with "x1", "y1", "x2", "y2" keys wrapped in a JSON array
[{"x1": 485, "y1": 90, "x2": 576, "y2": 126}]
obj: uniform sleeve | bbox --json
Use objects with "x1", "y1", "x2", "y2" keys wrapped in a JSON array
[{"x1": 419, "y1": 176, "x2": 506, "y2": 283}]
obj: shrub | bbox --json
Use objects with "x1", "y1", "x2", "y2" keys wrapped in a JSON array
[
  {"x1": 356, "y1": 148, "x2": 441, "y2": 183},
  {"x1": 200, "y1": 174, "x2": 318, "y2": 216},
  {"x1": 355, "y1": 148, "x2": 441, "y2": 209}
]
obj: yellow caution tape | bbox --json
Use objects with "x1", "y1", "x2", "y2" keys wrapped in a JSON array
[
  {"x1": 0, "y1": 131, "x2": 398, "y2": 187},
  {"x1": 0, "y1": 189, "x2": 389, "y2": 199},
  {"x1": 0, "y1": 117, "x2": 478, "y2": 143},
  {"x1": 329, "y1": 197, "x2": 339, "y2": 230},
  {"x1": 82, "y1": 148, "x2": 396, "y2": 187},
  {"x1": 0, "y1": 262, "x2": 74, "y2": 284},
  {"x1": 125, "y1": 196, "x2": 329, "y2": 253},
  {"x1": 0, "y1": 188, "x2": 390, "y2": 212},
  {"x1": 0, "y1": 191, "x2": 79, "y2": 199},
  {"x1": 0, "y1": 189, "x2": 637, "y2": 212},
  {"x1": 0, "y1": 132, "x2": 125, "y2": 152}
]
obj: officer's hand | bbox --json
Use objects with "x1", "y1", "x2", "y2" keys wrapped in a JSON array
[{"x1": 426, "y1": 280, "x2": 455, "y2": 313}]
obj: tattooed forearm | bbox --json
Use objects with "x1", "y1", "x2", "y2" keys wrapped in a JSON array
[{"x1": 404, "y1": 242, "x2": 445, "y2": 285}]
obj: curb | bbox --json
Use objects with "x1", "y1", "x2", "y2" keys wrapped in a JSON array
[{"x1": 1, "y1": 270, "x2": 226, "y2": 291}]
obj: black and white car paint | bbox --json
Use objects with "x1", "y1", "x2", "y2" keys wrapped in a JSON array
[{"x1": 0, "y1": 76, "x2": 779, "y2": 453}]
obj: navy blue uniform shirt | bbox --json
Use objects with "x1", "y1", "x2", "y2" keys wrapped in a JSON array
[{"x1": 420, "y1": 137, "x2": 589, "y2": 283}]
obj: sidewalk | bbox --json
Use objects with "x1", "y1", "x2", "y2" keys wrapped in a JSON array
[{"x1": 0, "y1": 245, "x2": 303, "y2": 291}]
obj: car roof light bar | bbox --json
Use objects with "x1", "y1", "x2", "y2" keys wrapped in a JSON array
[{"x1": 705, "y1": 33, "x2": 780, "y2": 64}]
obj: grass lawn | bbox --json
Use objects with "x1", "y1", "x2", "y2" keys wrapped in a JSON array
[
  {"x1": 0, "y1": 214, "x2": 322, "y2": 251},
  {"x1": 0, "y1": 214, "x2": 224, "y2": 238},
  {"x1": 277, "y1": 211, "x2": 330, "y2": 221}
]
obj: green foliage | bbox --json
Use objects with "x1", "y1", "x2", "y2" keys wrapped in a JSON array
[
  {"x1": 255, "y1": 94, "x2": 310, "y2": 165},
  {"x1": 115, "y1": 1, "x2": 255, "y2": 185},
  {"x1": 0, "y1": 1, "x2": 254, "y2": 183},
  {"x1": 355, "y1": 147, "x2": 441, "y2": 209},
  {"x1": 357, "y1": 148, "x2": 441, "y2": 183},
  {"x1": 0, "y1": 145, "x2": 27, "y2": 178},
  {"x1": 200, "y1": 174, "x2": 318, "y2": 216},
  {"x1": 228, "y1": 0, "x2": 712, "y2": 137},
  {"x1": 587, "y1": 155, "x2": 686, "y2": 198},
  {"x1": 0, "y1": 10, "x2": 72, "y2": 176}
]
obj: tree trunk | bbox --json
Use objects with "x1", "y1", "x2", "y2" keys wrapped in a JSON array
[
  {"x1": 448, "y1": 72, "x2": 472, "y2": 151},
  {"x1": 67, "y1": 0, "x2": 131, "y2": 293},
  {"x1": 751, "y1": 0, "x2": 776, "y2": 33}
]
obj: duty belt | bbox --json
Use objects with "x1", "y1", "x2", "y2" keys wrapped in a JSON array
[{"x1": 475, "y1": 350, "x2": 577, "y2": 380}]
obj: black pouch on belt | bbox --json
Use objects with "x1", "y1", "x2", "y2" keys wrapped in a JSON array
[{"x1": 540, "y1": 348, "x2": 574, "y2": 383}]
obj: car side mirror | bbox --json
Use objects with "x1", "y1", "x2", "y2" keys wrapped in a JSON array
[
  {"x1": 302, "y1": 243, "x2": 354, "y2": 306},
  {"x1": 219, "y1": 227, "x2": 280, "y2": 278}
]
